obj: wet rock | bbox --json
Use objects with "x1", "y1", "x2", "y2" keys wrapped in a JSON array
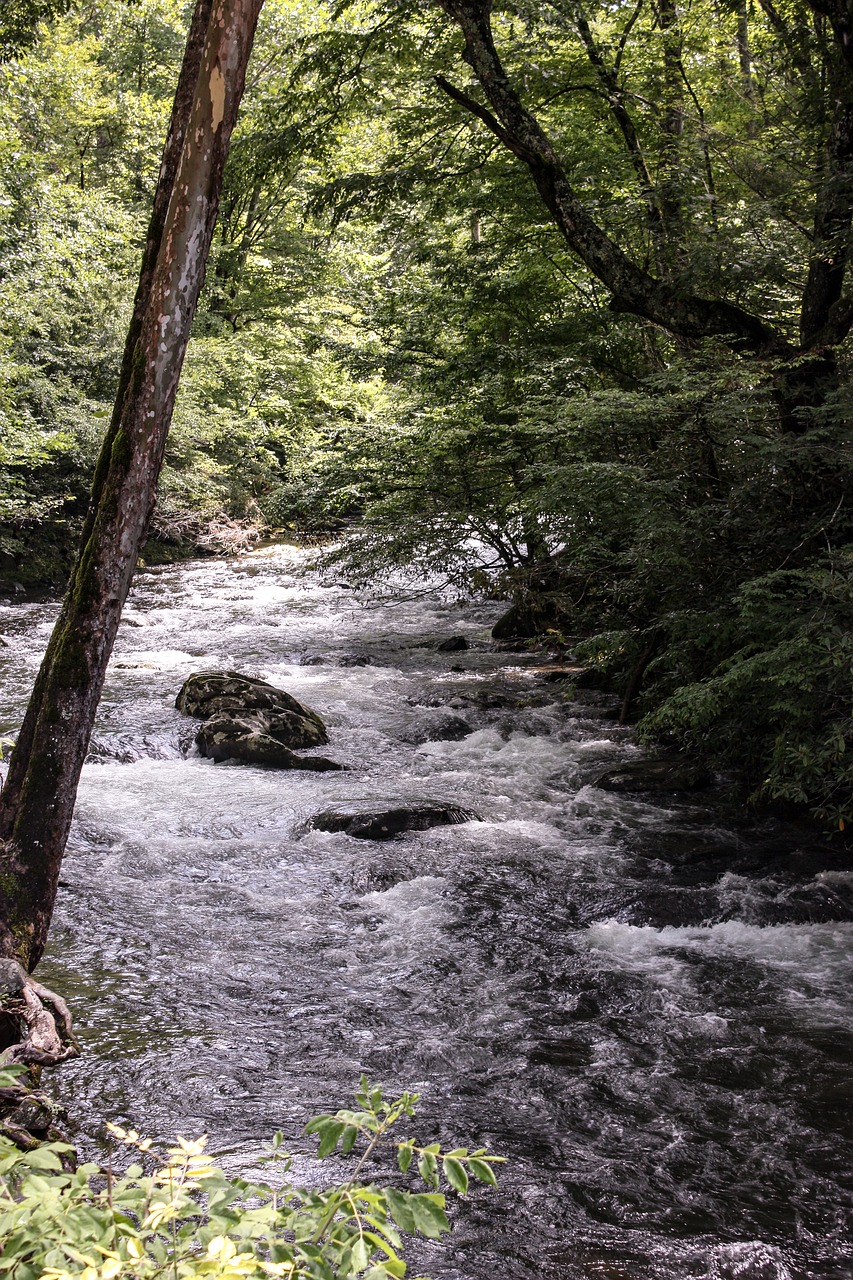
[
  {"x1": 196, "y1": 716, "x2": 343, "y2": 770},
  {"x1": 351, "y1": 861, "x2": 414, "y2": 894},
  {"x1": 6, "y1": 1095, "x2": 54, "y2": 1134},
  {"x1": 527, "y1": 664, "x2": 596, "y2": 685},
  {"x1": 594, "y1": 756, "x2": 712, "y2": 793},
  {"x1": 336, "y1": 651, "x2": 373, "y2": 667},
  {"x1": 436, "y1": 635, "x2": 469, "y2": 652},
  {"x1": 397, "y1": 713, "x2": 473, "y2": 746},
  {"x1": 86, "y1": 736, "x2": 140, "y2": 765},
  {"x1": 176, "y1": 672, "x2": 327, "y2": 740},
  {"x1": 176, "y1": 671, "x2": 340, "y2": 769},
  {"x1": 432, "y1": 714, "x2": 473, "y2": 740},
  {"x1": 571, "y1": 688, "x2": 622, "y2": 717},
  {"x1": 309, "y1": 802, "x2": 479, "y2": 840}
]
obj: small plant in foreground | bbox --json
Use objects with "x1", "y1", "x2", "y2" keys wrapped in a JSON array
[{"x1": 0, "y1": 1076, "x2": 503, "y2": 1280}]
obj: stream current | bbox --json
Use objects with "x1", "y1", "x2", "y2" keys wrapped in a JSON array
[{"x1": 1, "y1": 546, "x2": 852, "y2": 1280}]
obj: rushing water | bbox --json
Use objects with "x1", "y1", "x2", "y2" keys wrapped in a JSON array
[{"x1": 1, "y1": 546, "x2": 852, "y2": 1280}]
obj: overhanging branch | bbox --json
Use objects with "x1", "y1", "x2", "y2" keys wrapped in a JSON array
[{"x1": 434, "y1": 73, "x2": 534, "y2": 163}]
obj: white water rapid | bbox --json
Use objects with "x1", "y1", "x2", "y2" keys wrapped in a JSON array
[{"x1": 1, "y1": 546, "x2": 851, "y2": 1280}]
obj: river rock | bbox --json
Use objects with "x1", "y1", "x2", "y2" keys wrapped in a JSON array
[
  {"x1": 195, "y1": 715, "x2": 343, "y2": 770},
  {"x1": 526, "y1": 664, "x2": 596, "y2": 685},
  {"x1": 594, "y1": 757, "x2": 712, "y2": 793},
  {"x1": 336, "y1": 651, "x2": 374, "y2": 667},
  {"x1": 176, "y1": 671, "x2": 340, "y2": 769},
  {"x1": 6, "y1": 1095, "x2": 55, "y2": 1134},
  {"x1": 176, "y1": 672, "x2": 327, "y2": 739},
  {"x1": 397, "y1": 712, "x2": 473, "y2": 746},
  {"x1": 436, "y1": 635, "x2": 469, "y2": 652},
  {"x1": 309, "y1": 802, "x2": 479, "y2": 840}
]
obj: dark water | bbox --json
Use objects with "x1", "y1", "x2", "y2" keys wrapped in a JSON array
[{"x1": 1, "y1": 548, "x2": 851, "y2": 1280}]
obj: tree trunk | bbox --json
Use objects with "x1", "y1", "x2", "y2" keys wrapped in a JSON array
[{"x1": 0, "y1": 0, "x2": 264, "y2": 972}]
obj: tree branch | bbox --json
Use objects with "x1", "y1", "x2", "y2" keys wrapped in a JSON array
[
  {"x1": 433, "y1": 73, "x2": 533, "y2": 162},
  {"x1": 435, "y1": 0, "x2": 792, "y2": 356}
]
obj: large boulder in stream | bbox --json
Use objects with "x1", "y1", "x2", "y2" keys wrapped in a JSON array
[
  {"x1": 309, "y1": 801, "x2": 479, "y2": 840},
  {"x1": 176, "y1": 672, "x2": 343, "y2": 770}
]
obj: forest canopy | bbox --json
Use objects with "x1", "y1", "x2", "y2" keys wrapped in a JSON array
[{"x1": 0, "y1": 0, "x2": 851, "y2": 827}]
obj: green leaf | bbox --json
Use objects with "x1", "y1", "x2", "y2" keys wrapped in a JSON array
[
  {"x1": 442, "y1": 1157, "x2": 468, "y2": 1195},
  {"x1": 416, "y1": 1151, "x2": 437, "y2": 1188},
  {"x1": 350, "y1": 1236, "x2": 370, "y2": 1272},
  {"x1": 21, "y1": 1147, "x2": 64, "y2": 1170},
  {"x1": 317, "y1": 1120, "x2": 346, "y2": 1158},
  {"x1": 341, "y1": 1125, "x2": 358, "y2": 1155},
  {"x1": 468, "y1": 1159, "x2": 498, "y2": 1187},
  {"x1": 408, "y1": 1194, "x2": 449, "y2": 1240},
  {"x1": 384, "y1": 1188, "x2": 416, "y2": 1235},
  {"x1": 396, "y1": 1144, "x2": 413, "y2": 1174}
]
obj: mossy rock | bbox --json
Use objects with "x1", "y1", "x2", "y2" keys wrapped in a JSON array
[
  {"x1": 176, "y1": 672, "x2": 340, "y2": 769},
  {"x1": 196, "y1": 715, "x2": 342, "y2": 770},
  {"x1": 176, "y1": 672, "x2": 327, "y2": 743},
  {"x1": 309, "y1": 802, "x2": 479, "y2": 840},
  {"x1": 491, "y1": 597, "x2": 569, "y2": 641}
]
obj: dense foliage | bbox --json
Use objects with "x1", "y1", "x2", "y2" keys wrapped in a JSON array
[
  {"x1": 0, "y1": 0, "x2": 851, "y2": 824},
  {"x1": 0, "y1": 1075, "x2": 502, "y2": 1280}
]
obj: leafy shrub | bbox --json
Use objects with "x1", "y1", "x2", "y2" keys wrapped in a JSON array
[
  {"x1": 639, "y1": 554, "x2": 853, "y2": 829},
  {"x1": 0, "y1": 1077, "x2": 502, "y2": 1280}
]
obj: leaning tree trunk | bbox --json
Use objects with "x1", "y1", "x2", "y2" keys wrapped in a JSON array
[{"x1": 0, "y1": 0, "x2": 265, "y2": 976}]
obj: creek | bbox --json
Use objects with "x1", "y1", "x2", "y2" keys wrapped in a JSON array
[{"x1": 1, "y1": 546, "x2": 852, "y2": 1280}]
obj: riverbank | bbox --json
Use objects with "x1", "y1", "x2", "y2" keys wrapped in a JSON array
[{"x1": 0, "y1": 512, "x2": 268, "y2": 594}]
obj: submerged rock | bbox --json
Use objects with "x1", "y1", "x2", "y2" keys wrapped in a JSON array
[
  {"x1": 176, "y1": 671, "x2": 340, "y2": 769},
  {"x1": 594, "y1": 756, "x2": 712, "y2": 793},
  {"x1": 398, "y1": 713, "x2": 473, "y2": 745},
  {"x1": 436, "y1": 635, "x2": 469, "y2": 652},
  {"x1": 309, "y1": 801, "x2": 479, "y2": 840}
]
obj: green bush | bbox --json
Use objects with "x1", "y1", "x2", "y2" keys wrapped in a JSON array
[
  {"x1": 0, "y1": 1077, "x2": 502, "y2": 1280},
  {"x1": 639, "y1": 554, "x2": 853, "y2": 830}
]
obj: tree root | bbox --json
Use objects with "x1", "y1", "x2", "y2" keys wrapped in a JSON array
[
  {"x1": 0, "y1": 960, "x2": 79, "y2": 1067},
  {"x1": 0, "y1": 959, "x2": 78, "y2": 1152}
]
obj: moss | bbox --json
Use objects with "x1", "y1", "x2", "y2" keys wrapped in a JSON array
[
  {"x1": 0, "y1": 868, "x2": 35, "y2": 967},
  {"x1": 110, "y1": 427, "x2": 134, "y2": 472}
]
